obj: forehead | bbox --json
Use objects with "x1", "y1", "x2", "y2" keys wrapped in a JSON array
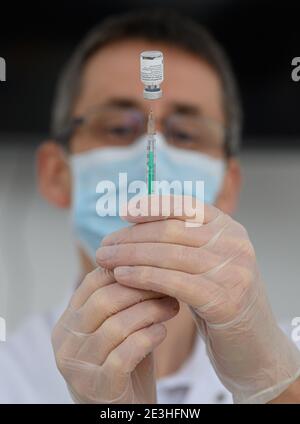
[{"x1": 74, "y1": 38, "x2": 224, "y2": 123}]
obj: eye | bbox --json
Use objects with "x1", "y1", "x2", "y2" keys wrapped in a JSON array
[
  {"x1": 105, "y1": 125, "x2": 136, "y2": 137},
  {"x1": 170, "y1": 129, "x2": 195, "y2": 142}
]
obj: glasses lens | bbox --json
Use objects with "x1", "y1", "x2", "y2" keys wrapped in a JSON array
[
  {"x1": 83, "y1": 108, "x2": 145, "y2": 146},
  {"x1": 165, "y1": 114, "x2": 225, "y2": 156}
]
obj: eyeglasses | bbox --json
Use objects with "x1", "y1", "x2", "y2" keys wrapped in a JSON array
[{"x1": 55, "y1": 105, "x2": 230, "y2": 157}]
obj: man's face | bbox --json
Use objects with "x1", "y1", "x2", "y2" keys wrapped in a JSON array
[
  {"x1": 71, "y1": 39, "x2": 225, "y2": 154},
  {"x1": 37, "y1": 38, "x2": 241, "y2": 215}
]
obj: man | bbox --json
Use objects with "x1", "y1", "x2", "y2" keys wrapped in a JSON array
[{"x1": 1, "y1": 9, "x2": 300, "y2": 404}]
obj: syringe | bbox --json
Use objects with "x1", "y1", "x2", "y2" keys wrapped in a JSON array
[
  {"x1": 146, "y1": 109, "x2": 156, "y2": 194},
  {"x1": 140, "y1": 50, "x2": 163, "y2": 195}
]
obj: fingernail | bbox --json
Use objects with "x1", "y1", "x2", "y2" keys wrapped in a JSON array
[
  {"x1": 96, "y1": 246, "x2": 116, "y2": 261},
  {"x1": 114, "y1": 266, "x2": 132, "y2": 279}
]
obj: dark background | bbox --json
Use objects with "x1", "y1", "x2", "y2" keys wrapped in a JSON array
[{"x1": 1, "y1": 0, "x2": 300, "y2": 149}]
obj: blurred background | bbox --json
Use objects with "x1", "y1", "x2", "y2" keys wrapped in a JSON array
[{"x1": 0, "y1": 0, "x2": 299, "y2": 332}]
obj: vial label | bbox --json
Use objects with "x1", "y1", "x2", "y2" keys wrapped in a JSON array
[{"x1": 141, "y1": 57, "x2": 163, "y2": 84}]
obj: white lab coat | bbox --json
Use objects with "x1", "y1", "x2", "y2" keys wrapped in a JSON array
[{"x1": 0, "y1": 296, "x2": 297, "y2": 404}]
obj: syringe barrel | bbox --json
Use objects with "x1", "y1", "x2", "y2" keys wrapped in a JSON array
[{"x1": 146, "y1": 134, "x2": 156, "y2": 194}]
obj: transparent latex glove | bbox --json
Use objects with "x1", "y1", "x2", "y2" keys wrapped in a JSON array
[
  {"x1": 51, "y1": 267, "x2": 179, "y2": 403},
  {"x1": 97, "y1": 195, "x2": 300, "y2": 404}
]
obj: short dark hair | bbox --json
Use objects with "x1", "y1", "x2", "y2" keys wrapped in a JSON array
[{"x1": 51, "y1": 8, "x2": 242, "y2": 155}]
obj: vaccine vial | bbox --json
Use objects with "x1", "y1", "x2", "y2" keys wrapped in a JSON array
[{"x1": 140, "y1": 51, "x2": 164, "y2": 100}]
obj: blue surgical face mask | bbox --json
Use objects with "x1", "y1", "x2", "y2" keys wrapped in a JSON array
[{"x1": 70, "y1": 133, "x2": 225, "y2": 260}]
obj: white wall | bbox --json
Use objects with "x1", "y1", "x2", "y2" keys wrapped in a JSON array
[
  {"x1": 0, "y1": 138, "x2": 299, "y2": 332},
  {"x1": 235, "y1": 149, "x2": 300, "y2": 323}
]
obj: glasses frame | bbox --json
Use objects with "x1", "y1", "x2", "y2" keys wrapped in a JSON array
[{"x1": 54, "y1": 104, "x2": 234, "y2": 158}]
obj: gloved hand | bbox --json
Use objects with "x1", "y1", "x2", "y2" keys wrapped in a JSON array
[
  {"x1": 97, "y1": 195, "x2": 300, "y2": 403},
  {"x1": 51, "y1": 267, "x2": 179, "y2": 403}
]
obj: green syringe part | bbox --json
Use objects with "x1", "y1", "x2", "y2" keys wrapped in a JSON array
[{"x1": 148, "y1": 150, "x2": 155, "y2": 194}]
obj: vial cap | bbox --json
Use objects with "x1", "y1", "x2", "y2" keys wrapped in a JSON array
[{"x1": 143, "y1": 89, "x2": 162, "y2": 100}]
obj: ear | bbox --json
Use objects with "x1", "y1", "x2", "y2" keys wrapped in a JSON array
[
  {"x1": 36, "y1": 141, "x2": 72, "y2": 208},
  {"x1": 215, "y1": 157, "x2": 242, "y2": 215}
]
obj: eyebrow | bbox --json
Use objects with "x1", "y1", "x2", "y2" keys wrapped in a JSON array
[
  {"x1": 169, "y1": 102, "x2": 203, "y2": 116},
  {"x1": 103, "y1": 98, "x2": 141, "y2": 109},
  {"x1": 102, "y1": 97, "x2": 204, "y2": 117}
]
